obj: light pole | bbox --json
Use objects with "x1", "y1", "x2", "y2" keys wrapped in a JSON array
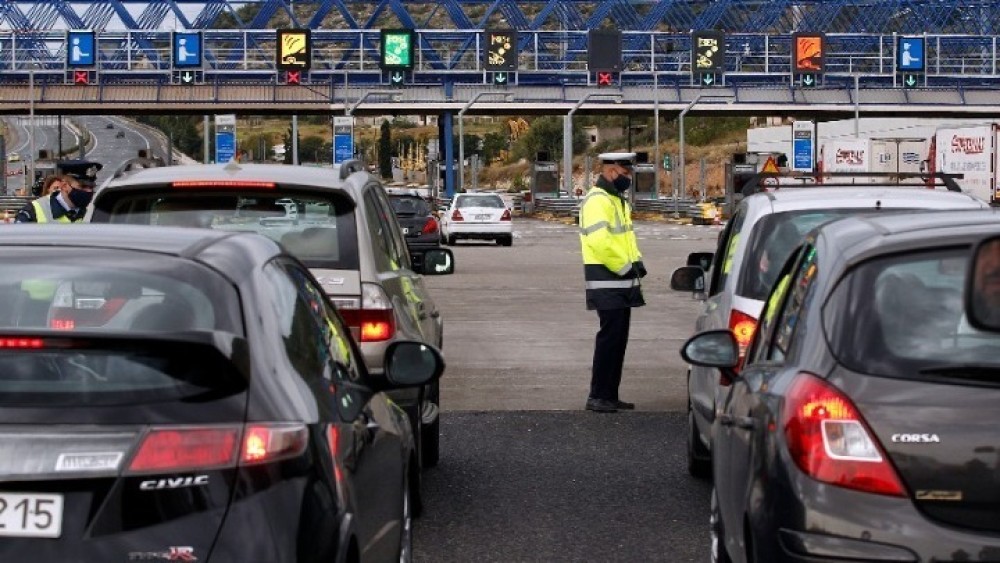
[
  {"x1": 28, "y1": 69, "x2": 35, "y2": 193},
  {"x1": 346, "y1": 90, "x2": 401, "y2": 117},
  {"x1": 563, "y1": 92, "x2": 622, "y2": 195},
  {"x1": 458, "y1": 91, "x2": 512, "y2": 191},
  {"x1": 677, "y1": 93, "x2": 735, "y2": 217}
]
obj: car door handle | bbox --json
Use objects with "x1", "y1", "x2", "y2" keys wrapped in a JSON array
[{"x1": 718, "y1": 414, "x2": 756, "y2": 430}]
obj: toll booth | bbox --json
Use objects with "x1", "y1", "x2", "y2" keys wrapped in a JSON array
[{"x1": 529, "y1": 151, "x2": 559, "y2": 211}]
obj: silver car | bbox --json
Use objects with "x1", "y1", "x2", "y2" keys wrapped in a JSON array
[
  {"x1": 90, "y1": 161, "x2": 455, "y2": 470},
  {"x1": 671, "y1": 186, "x2": 990, "y2": 478}
]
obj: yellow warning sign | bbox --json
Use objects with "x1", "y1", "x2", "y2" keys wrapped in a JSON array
[
  {"x1": 761, "y1": 155, "x2": 780, "y2": 174},
  {"x1": 276, "y1": 29, "x2": 311, "y2": 71}
]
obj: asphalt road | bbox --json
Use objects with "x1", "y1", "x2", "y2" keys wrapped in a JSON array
[{"x1": 415, "y1": 217, "x2": 722, "y2": 562}]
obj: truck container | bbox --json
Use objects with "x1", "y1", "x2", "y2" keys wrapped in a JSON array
[
  {"x1": 870, "y1": 138, "x2": 929, "y2": 184},
  {"x1": 927, "y1": 124, "x2": 998, "y2": 203}
]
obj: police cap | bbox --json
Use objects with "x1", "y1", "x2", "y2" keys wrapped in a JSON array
[
  {"x1": 598, "y1": 152, "x2": 637, "y2": 168},
  {"x1": 58, "y1": 160, "x2": 103, "y2": 187}
]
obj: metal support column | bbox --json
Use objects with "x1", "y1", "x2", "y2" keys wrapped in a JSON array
[{"x1": 443, "y1": 111, "x2": 455, "y2": 197}]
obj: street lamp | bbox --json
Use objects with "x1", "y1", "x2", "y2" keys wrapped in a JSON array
[
  {"x1": 677, "y1": 93, "x2": 735, "y2": 218},
  {"x1": 346, "y1": 90, "x2": 402, "y2": 117},
  {"x1": 563, "y1": 92, "x2": 622, "y2": 195},
  {"x1": 458, "y1": 91, "x2": 513, "y2": 191}
]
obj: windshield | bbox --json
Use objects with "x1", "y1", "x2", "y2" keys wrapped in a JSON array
[
  {"x1": 389, "y1": 196, "x2": 431, "y2": 216},
  {"x1": 102, "y1": 190, "x2": 359, "y2": 270},
  {"x1": 738, "y1": 209, "x2": 867, "y2": 300},
  {"x1": 457, "y1": 195, "x2": 504, "y2": 209},
  {"x1": 825, "y1": 247, "x2": 1000, "y2": 378}
]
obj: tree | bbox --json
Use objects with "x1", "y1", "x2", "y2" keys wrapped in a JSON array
[
  {"x1": 378, "y1": 120, "x2": 392, "y2": 179},
  {"x1": 282, "y1": 125, "x2": 299, "y2": 164},
  {"x1": 511, "y1": 116, "x2": 587, "y2": 162},
  {"x1": 299, "y1": 136, "x2": 326, "y2": 163}
]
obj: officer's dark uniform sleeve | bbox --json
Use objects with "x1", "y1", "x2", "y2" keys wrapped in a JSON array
[{"x1": 14, "y1": 203, "x2": 36, "y2": 223}]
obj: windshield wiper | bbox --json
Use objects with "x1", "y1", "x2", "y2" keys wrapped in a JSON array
[{"x1": 918, "y1": 364, "x2": 1000, "y2": 382}]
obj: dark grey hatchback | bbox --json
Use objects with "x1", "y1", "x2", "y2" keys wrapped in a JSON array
[
  {"x1": 0, "y1": 224, "x2": 442, "y2": 562},
  {"x1": 678, "y1": 210, "x2": 1000, "y2": 563}
]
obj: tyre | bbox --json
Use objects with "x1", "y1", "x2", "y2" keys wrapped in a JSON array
[
  {"x1": 447, "y1": 235, "x2": 457, "y2": 246},
  {"x1": 687, "y1": 407, "x2": 712, "y2": 479},
  {"x1": 421, "y1": 381, "x2": 440, "y2": 468},
  {"x1": 498, "y1": 235, "x2": 513, "y2": 247},
  {"x1": 710, "y1": 485, "x2": 732, "y2": 563}
]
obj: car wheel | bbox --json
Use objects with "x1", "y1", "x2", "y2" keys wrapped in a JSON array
[
  {"x1": 421, "y1": 381, "x2": 440, "y2": 468},
  {"x1": 398, "y1": 462, "x2": 414, "y2": 563},
  {"x1": 710, "y1": 485, "x2": 732, "y2": 563},
  {"x1": 687, "y1": 407, "x2": 712, "y2": 479},
  {"x1": 447, "y1": 235, "x2": 457, "y2": 246},
  {"x1": 499, "y1": 235, "x2": 513, "y2": 247}
]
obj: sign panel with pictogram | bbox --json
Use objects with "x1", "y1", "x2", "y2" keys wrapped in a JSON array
[
  {"x1": 595, "y1": 70, "x2": 617, "y2": 87},
  {"x1": 67, "y1": 30, "x2": 95, "y2": 67},
  {"x1": 73, "y1": 70, "x2": 89, "y2": 85},
  {"x1": 380, "y1": 29, "x2": 415, "y2": 70},
  {"x1": 793, "y1": 32, "x2": 824, "y2": 87},
  {"x1": 276, "y1": 29, "x2": 311, "y2": 71},
  {"x1": 285, "y1": 70, "x2": 301, "y2": 85},
  {"x1": 172, "y1": 32, "x2": 202, "y2": 68},
  {"x1": 484, "y1": 30, "x2": 517, "y2": 71}
]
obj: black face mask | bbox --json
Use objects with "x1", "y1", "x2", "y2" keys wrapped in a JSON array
[
  {"x1": 612, "y1": 174, "x2": 632, "y2": 192},
  {"x1": 68, "y1": 187, "x2": 94, "y2": 209}
]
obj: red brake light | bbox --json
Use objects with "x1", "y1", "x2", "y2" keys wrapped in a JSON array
[
  {"x1": 421, "y1": 217, "x2": 439, "y2": 235},
  {"x1": 128, "y1": 427, "x2": 240, "y2": 473},
  {"x1": 783, "y1": 373, "x2": 906, "y2": 497},
  {"x1": 171, "y1": 180, "x2": 276, "y2": 189},
  {"x1": 500, "y1": 209, "x2": 512, "y2": 221},
  {"x1": 451, "y1": 210, "x2": 464, "y2": 221},
  {"x1": 338, "y1": 308, "x2": 396, "y2": 342},
  {"x1": 50, "y1": 319, "x2": 76, "y2": 330},
  {"x1": 241, "y1": 424, "x2": 309, "y2": 465},
  {"x1": 0, "y1": 338, "x2": 44, "y2": 349},
  {"x1": 728, "y1": 309, "x2": 757, "y2": 361}
]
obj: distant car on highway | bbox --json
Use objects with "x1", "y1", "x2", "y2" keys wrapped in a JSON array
[
  {"x1": 440, "y1": 192, "x2": 513, "y2": 246},
  {"x1": 6, "y1": 153, "x2": 20, "y2": 163},
  {"x1": 90, "y1": 161, "x2": 455, "y2": 470},
  {"x1": 105, "y1": 123, "x2": 114, "y2": 129},
  {"x1": 682, "y1": 209, "x2": 1000, "y2": 563},
  {"x1": 670, "y1": 185, "x2": 990, "y2": 479},
  {"x1": 0, "y1": 223, "x2": 443, "y2": 562}
]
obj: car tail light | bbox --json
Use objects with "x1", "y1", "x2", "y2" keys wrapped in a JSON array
[
  {"x1": 500, "y1": 209, "x2": 512, "y2": 221},
  {"x1": 172, "y1": 181, "x2": 275, "y2": 189},
  {"x1": 337, "y1": 283, "x2": 396, "y2": 342},
  {"x1": 421, "y1": 217, "x2": 439, "y2": 235},
  {"x1": 241, "y1": 424, "x2": 309, "y2": 465},
  {"x1": 0, "y1": 338, "x2": 44, "y2": 349},
  {"x1": 128, "y1": 427, "x2": 240, "y2": 472},
  {"x1": 728, "y1": 309, "x2": 757, "y2": 362},
  {"x1": 451, "y1": 210, "x2": 464, "y2": 221},
  {"x1": 127, "y1": 424, "x2": 309, "y2": 473},
  {"x1": 783, "y1": 373, "x2": 906, "y2": 497}
]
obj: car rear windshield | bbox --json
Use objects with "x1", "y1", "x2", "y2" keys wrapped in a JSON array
[
  {"x1": 102, "y1": 189, "x2": 359, "y2": 270},
  {"x1": 825, "y1": 247, "x2": 1000, "y2": 378},
  {"x1": 0, "y1": 250, "x2": 246, "y2": 406},
  {"x1": 738, "y1": 209, "x2": 868, "y2": 300},
  {"x1": 389, "y1": 196, "x2": 431, "y2": 216},
  {"x1": 457, "y1": 195, "x2": 504, "y2": 208}
]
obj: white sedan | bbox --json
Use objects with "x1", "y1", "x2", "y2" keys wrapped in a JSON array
[{"x1": 440, "y1": 193, "x2": 513, "y2": 246}]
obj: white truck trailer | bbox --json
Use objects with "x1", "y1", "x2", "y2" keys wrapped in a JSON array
[{"x1": 928, "y1": 125, "x2": 998, "y2": 203}]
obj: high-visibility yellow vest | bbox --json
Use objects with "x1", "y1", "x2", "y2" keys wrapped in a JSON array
[
  {"x1": 32, "y1": 198, "x2": 74, "y2": 224},
  {"x1": 578, "y1": 186, "x2": 644, "y2": 310}
]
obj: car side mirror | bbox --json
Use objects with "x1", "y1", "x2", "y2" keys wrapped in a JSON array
[
  {"x1": 670, "y1": 266, "x2": 706, "y2": 294},
  {"x1": 420, "y1": 248, "x2": 455, "y2": 275},
  {"x1": 686, "y1": 252, "x2": 714, "y2": 271},
  {"x1": 383, "y1": 341, "x2": 445, "y2": 388},
  {"x1": 966, "y1": 235, "x2": 1000, "y2": 331},
  {"x1": 680, "y1": 330, "x2": 740, "y2": 370}
]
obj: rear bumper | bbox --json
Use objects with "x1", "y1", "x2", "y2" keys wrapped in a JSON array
[{"x1": 446, "y1": 223, "x2": 512, "y2": 237}]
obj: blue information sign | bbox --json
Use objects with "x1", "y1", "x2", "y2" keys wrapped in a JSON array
[
  {"x1": 334, "y1": 135, "x2": 354, "y2": 164},
  {"x1": 898, "y1": 37, "x2": 925, "y2": 72},
  {"x1": 173, "y1": 32, "x2": 202, "y2": 68},
  {"x1": 793, "y1": 138, "x2": 813, "y2": 171},
  {"x1": 215, "y1": 131, "x2": 236, "y2": 164},
  {"x1": 67, "y1": 31, "x2": 95, "y2": 67}
]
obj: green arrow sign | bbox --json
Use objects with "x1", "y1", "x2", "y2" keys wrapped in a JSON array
[
  {"x1": 701, "y1": 72, "x2": 716, "y2": 86},
  {"x1": 903, "y1": 73, "x2": 919, "y2": 88},
  {"x1": 662, "y1": 155, "x2": 672, "y2": 171},
  {"x1": 801, "y1": 74, "x2": 816, "y2": 87}
]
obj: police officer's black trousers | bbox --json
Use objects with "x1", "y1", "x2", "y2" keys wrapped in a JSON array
[{"x1": 590, "y1": 307, "x2": 631, "y2": 401}]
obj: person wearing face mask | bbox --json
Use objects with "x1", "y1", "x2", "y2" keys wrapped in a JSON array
[
  {"x1": 578, "y1": 152, "x2": 646, "y2": 413},
  {"x1": 15, "y1": 161, "x2": 102, "y2": 223}
]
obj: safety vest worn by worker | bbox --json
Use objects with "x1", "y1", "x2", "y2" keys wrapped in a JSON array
[
  {"x1": 31, "y1": 198, "x2": 75, "y2": 224},
  {"x1": 578, "y1": 185, "x2": 644, "y2": 310}
]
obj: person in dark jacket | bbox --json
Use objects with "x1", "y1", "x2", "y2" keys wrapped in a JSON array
[{"x1": 15, "y1": 161, "x2": 102, "y2": 223}]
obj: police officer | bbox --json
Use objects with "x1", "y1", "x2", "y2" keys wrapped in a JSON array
[
  {"x1": 15, "y1": 161, "x2": 102, "y2": 223},
  {"x1": 578, "y1": 152, "x2": 646, "y2": 413}
]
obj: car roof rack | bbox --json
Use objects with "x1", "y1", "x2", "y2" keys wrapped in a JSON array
[
  {"x1": 337, "y1": 159, "x2": 367, "y2": 180},
  {"x1": 739, "y1": 171, "x2": 965, "y2": 197}
]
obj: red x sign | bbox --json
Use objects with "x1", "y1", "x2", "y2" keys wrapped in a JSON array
[
  {"x1": 596, "y1": 71, "x2": 615, "y2": 87},
  {"x1": 74, "y1": 71, "x2": 89, "y2": 85},
  {"x1": 286, "y1": 71, "x2": 301, "y2": 85}
]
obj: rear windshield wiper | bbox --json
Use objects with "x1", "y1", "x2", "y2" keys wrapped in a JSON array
[{"x1": 917, "y1": 364, "x2": 1000, "y2": 383}]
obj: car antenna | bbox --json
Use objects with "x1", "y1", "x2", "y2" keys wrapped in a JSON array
[{"x1": 875, "y1": 199, "x2": 882, "y2": 210}]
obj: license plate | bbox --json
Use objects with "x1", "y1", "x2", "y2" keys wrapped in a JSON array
[
  {"x1": 475, "y1": 214, "x2": 491, "y2": 221},
  {"x1": 0, "y1": 492, "x2": 63, "y2": 538}
]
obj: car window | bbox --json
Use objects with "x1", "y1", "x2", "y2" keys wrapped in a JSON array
[
  {"x1": 262, "y1": 260, "x2": 335, "y2": 384},
  {"x1": 456, "y1": 194, "x2": 504, "y2": 208},
  {"x1": 99, "y1": 190, "x2": 360, "y2": 271},
  {"x1": 768, "y1": 245, "x2": 819, "y2": 362},
  {"x1": 745, "y1": 245, "x2": 807, "y2": 366},
  {"x1": 737, "y1": 209, "x2": 856, "y2": 301},
  {"x1": 825, "y1": 247, "x2": 1000, "y2": 378},
  {"x1": 710, "y1": 206, "x2": 746, "y2": 296},
  {"x1": 371, "y1": 186, "x2": 410, "y2": 270},
  {"x1": 389, "y1": 196, "x2": 431, "y2": 216}
]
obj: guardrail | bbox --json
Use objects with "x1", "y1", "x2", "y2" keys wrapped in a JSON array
[{"x1": 436, "y1": 192, "x2": 703, "y2": 219}]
